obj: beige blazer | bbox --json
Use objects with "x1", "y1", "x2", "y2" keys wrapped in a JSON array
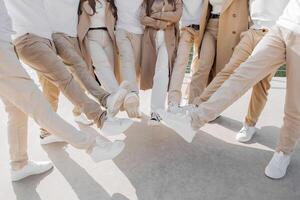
[
  {"x1": 140, "y1": 0, "x2": 183, "y2": 90},
  {"x1": 77, "y1": 1, "x2": 120, "y2": 82},
  {"x1": 198, "y1": 0, "x2": 249, "y2": 75}
]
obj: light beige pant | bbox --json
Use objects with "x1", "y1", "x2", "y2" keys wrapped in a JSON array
[
  {"x1": 87, "y1": 30, "x2": 119, "y2": 93},
  {"x1": 0, "y1": 40, "x2": 96, "y2": 170},
  {"x1": 188, "y1": 19, "x2": 219, "y2": 103},
  {"x1": 13, "y1": 33, "x2": 106, "y2": 128},
  {"x1": 193, "y1": 29, "x2": 274, "y2": 126},
  {"x1": 191, "y1": 25, "x2": 300, "y2": 154},
  {"x1": 168, "y1": 27, "x2": 200, "y2": 105},
  {"x1": 116, "y1": 29, "x2": 142, "y2": 93},
  {"x1": 52, "y1": 33, "x2": 109, "y2": 105}
]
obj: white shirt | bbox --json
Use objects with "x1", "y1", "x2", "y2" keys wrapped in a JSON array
[
  {"x1": 277, "y1": 0, "x2": 300, "y2": 34},
  {"x1": 209, "y1": 0, "x2": 226, "y2": 14},
  {"x1": 249, "y1": 0, "x2": 289, "y2": 30},
  {"x1": 115, "y1": 0, "x2": 144, "y2": 34},
  {"x1": 181, "y1": 0, "x2": 204, "y2": 27},
  {"x1": 90, "y1": 0, "x2": 106, "y2": 28},
  {"x1": 44, "y1": 0, "x2": 79, "y2": 37},
  {"x1": 4, "y1": 0, "x2": 52, "y2": 40},
  {"x1": 0, "y1": 0, "x2": 14, "y2": 42}
]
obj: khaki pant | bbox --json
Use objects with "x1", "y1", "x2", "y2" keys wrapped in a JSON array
[
  {"x1": 168, "y1": 27, "x2": 200, "y2": 105},
  {"x1": 13, "y1": 33, "x2": 106, "y2": 128},
  {"x1": 52, "y1": 33, "x2": 109, "y2": 106},
  {"x1": 0, "y1": 40, "x2": 96, "y2": 170},
  {"x1": 87, "y1": 30, "x2": 119, "y2": 93},
  {"x1": 116, "y1": 29, "x2": 142, "y2": 93},
  {"x1": 193, "y1": 29, "x2": 274, "y2": 126},
  {"x1": 191, "y1": 25, "x2": 300, "y2": 154},
  {"x1": 188, "y1": 19, "x2": 219, "y2": 103}
]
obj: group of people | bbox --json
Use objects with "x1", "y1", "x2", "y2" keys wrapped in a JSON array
[{"x1": 0, "y1": 0, "x2": 299, "y2": 182}]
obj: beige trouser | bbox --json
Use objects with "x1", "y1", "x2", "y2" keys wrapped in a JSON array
[
  {"x1": 191, "y1": 25, "x2": 300, "y2": 154},
  {"x1": 52, "y1": 32, "x2": 109, "y2": 106},
  {"x1": 0, "y1": 40, "x2": 96, "y2": 170},
  {"x1": 87, "y1": 30, "x2": 119, "y2": 93},
  {"x1": 116, "y1": 29, "x2": 142, "y2": 93},
  {"x1": 188, "y1": 19, "x2": 219, "y2": 103},
  {"x1": 168, "y1": 27, "x2": 200, "y2": 105},
  {"x1": 13, "y1": 33, "x2": 106, "y2": 128},
  {"x1": 193, "y1": 29, "x2": 274, "y2": 126}
]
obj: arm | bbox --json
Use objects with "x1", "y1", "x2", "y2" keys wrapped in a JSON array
[
  {"x1": 140, "y1": 3, "x2": 170, "y2": 29},
  {"x1": 150, "y1": 0, "x2": 183, "y2": 23}
]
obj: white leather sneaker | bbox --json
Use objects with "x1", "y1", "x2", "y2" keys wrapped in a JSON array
[
  {"x1": 106, "y1": 81, "x2": 130, "y2": 117},
  {"x1": 89, "y1": 138, "x2": 125, "y2": 162},
  {"x1": 123, "y1": 92, "x2": 140, "y2": 118},
  {"x1": 40, "y1": 134, "x2": 65, "y2": 145},
  {"x1": 158, "y1": 109, "x2": 196, "y2": 143},
  {"x1": 74, "y1": 113, "x2": 93, "y2": 126},
  {"x1": 11, "y1": 160, "x2": 53, "y2": 181},
  {"x1": 236, "y1": 124, "x2": 256, "y2": 142},
  {"x1": 265, "y1": 151, "x2": 291, "y2": 179},
  {"x1": 101, "y1": 117, "x2": 133, "y2": 136}
]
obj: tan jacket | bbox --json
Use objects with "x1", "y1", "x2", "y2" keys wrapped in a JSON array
[
  {"x1": 78, "y1": 1, "x2": 120, "y2": 81},
  {"x1": 198, "y1": 0, "x2": 249, "y2": 75},
  {"x1": 140, "y1": 0, "x2": 183, "y2": 90}
]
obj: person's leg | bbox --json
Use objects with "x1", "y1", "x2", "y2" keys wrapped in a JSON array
[
  {"x1": 264, "y1": 28, "x2": 300, "y2": 179},
  {"x1": 1, "y1": 98, "x2": 28, "y2": 171},
  {"x1": 149, "y1": 31, "x2": 169, "y2": 125},
  {"x1": 87, "y1": 30, "x2": 119, "y2": 93},
  {"x1": 193, "y1": 29, "x2": 263, "y2": 105},
  {"x1": 52, "y1": 33, "x2": 109, "y2": 106},
  {"x1": 116, "y1": 29, "x2": 139, "y2": 93},
  {"x1": 13, "y1": 34, "x2": 106, "y2": 128},
  {"x1": 168, "y1": 29, "x2": 194, "y2": 107},
  {"x1": 188, "y1": 19, "x2": 218, "y2": 103},
  {"x1": 191, "y1": 26, "x2": 286, "y2": 129},
  {"x1": 0, "y1": 41, "x2": 125, "y2": 166}
]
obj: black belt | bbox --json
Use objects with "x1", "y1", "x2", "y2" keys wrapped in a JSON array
[
  {"x1": 89, "y1": 27, "x2": 108, "y2": 31},
  {"x1": 187, "y1": 24, "x2": 200, "y2": 30},
  {"x1": 210, "y1": 13, "x2": 220, "y2": 19}
]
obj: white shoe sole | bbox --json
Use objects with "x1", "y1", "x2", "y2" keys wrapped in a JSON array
[
  {"x1": 236, "y1": 131, "x2": 256, "y2": 143},
  {"x1": 91, "y1": 141, "x2": 125, "y2": 162},
  {"x1": 11, "y1": 165, "x2": 53, "y2": 181},
  {"x1": 124, "y1": 95, "x2": 140, "y2": 118},
  {"x1": 148, "y1": 119, "x2": 161, "y2": 126}
]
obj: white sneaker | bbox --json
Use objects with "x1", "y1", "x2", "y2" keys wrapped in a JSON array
[
  {"x1": 40, "y1": 134, "x2": 65, "y2": 145},
  {"x1": 167, "y1": 104, "x2": 196, "y2": 115},
  {"x1": 89, "y1": 138, "x2": 125, "y2": 162},
  {"x1": 101, "y1": 117, "x2": 133, "y2": 136},
  {"x1": 265, "y1": 151, "x2": 291, "y2": 179},
  {"x1": 106, "y1": 81, "x2": 130, "y2": 117},
  {"x1": 236, "y1": 124, "x2": 256, "y2": 142},
  {"x1": 11, "y1": 160, "x2": 53, "y2": 181},
  {"x1": 148, "y1": 112, "x2": 162, "y2": 126},
  {"x1": 124, "y1": 92, "x2": 140, "y2": 118},
  {"x1": 74, "y1": 113, "x2": 93, "y2": 126},
  {"x1": 157, "y1": 109, "x2": 196, "y2": 143}
]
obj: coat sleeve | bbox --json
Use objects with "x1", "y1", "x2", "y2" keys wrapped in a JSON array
[
  {"x1": 150, "y1": 0, "x2": 183, "y2": 23},
  {"x1": 140, "y1": 3, "x2": 170, "y2": 29}
]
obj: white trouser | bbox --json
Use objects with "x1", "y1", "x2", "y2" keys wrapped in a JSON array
[
  {"x1": 151, "y1": 30, "x2": 169, "y2": 113},
  {"x1": 87, "y1": 30, "x2": 119, "y2": 93}
]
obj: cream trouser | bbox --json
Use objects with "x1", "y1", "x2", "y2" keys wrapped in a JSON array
[
  {"x1": 168, "y1": 27, "x2": 200, "y2": 105},
  {"x1": 191, "y1": 25, "x2": 300, "y2": 154},
  {"x1": 52, "y1": 33, "x2": 109, "y2": 105},
  {"x1": 0, "y1": 40, "x2": 96, "y2": 170},
  {"x1": 13, "y1": 34, "x2": 106, "y2": 128},
  {"x1": 116, "y1": 29, "x2": 142, "y2": 93},
  {"x1": 151, "y1": 30, "x2": 169, "y2": 112},
  {"x1": 188, "y1": 19, "x2": 219, "y2": 103},
  {"x1": 193, "y1": 29, "x2": 274, "y2": 126},
  {"x1": 87, "y1": 30, "x2": 119, "y2": 93}
]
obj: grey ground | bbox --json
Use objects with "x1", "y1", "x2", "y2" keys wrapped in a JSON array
[{"x1": 0, "y1": 68, "x2": 299, "y2": 200}]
